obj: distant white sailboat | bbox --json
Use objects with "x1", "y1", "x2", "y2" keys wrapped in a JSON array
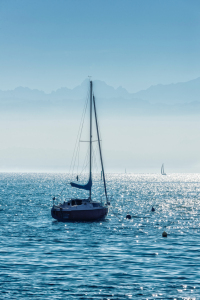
[{"x1": 161, "y1": 163, "x2": 166, "y2": 175}]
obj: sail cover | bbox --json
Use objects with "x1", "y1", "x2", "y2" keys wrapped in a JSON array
[{"x1": 70, "y1": 177, "x2": 92, "y2": 191}]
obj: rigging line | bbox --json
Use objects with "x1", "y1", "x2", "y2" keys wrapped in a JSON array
[
  {"x1": 77, "y1": 142, "x2": 80, "y2": 176},
  {"x1": 57, "y1": 185, "x2": 67, "y2": 199},
  {"x1": 91, "y1": 144, "x2": 100, "y2": 175},
  {"x1": 109, "y1": 206, "x2": 121, "y2": 220},
  {"x1": 93, "y1": 94, "x2": 103, "y2": 141},
  {"x1": 93, "y1": 143, "x2": 101, "y2": 175},
  {"x1": 71, "y1": 88, "x2": 89, "y2": 169},
  {"x1": 70, "y1": 96, "x2": 88, "y2": 178},
  {"x1": 92, "y1": 143, "x2": 98, "y2": 173},
  {"x1": 71, "y1": 141, "x2": 79, "y2": 178},
  {"x1": 79, "y1": 160, "x2": 89, "y2": 176},
  {"x1": 79, "y1": 145, "x2": 90, "y2": 175},
  {"x1": 69, "y1": 89, "x2": 89, "y2": 181},
  {"x1": 93, "y1": 95, "x2": 108, "y2": 203},
  {"x1": 74, "y1": 87, "x2": 91, "y2": 176},
  {"x1": 55, "y1": 86, "x2": 90, "y2": 200},
  {"x1": 71, "y1": 86, "x2": 91, "y2": 179},
  {"x1": 106, "y1": 194, "x2": 123, "y2": 220},
  {"x1": 78, "y1": 97, "x2": 89, "y2": 143},
  {"x1": 91, "y1": 144, "x2": 97, "y2": 175},
  {"x1": 92, "y1": 93, "x2": 104, "y2": 162},
  {"x1": 56, "y1": 178, "x2": 72, "y2": 200}
]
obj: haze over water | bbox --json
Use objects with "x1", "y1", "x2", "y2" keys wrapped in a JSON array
[{"x1": 0, "y1": 173, "x2": 199, "y2": 299}]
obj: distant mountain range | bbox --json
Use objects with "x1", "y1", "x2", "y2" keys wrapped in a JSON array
[
  {"x1": 133, "y1": 77, "x2": 200, "y2": 104},
  {"x1": 0, "y1": 77, "x2": 200, "y2": 115},
  {"x1": 0, "y1": 79, "x2": 131, "y2": 102}
]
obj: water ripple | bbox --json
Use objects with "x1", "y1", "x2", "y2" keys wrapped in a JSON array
[{"x1": 0, "y1": 173, "x2": 200, "y2": 299}]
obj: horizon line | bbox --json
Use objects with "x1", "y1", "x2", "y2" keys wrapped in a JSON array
[{"x1": 0, "y1": 76, "x2": 199, "y2": 94}]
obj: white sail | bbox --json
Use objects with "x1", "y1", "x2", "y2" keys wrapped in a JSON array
[{"x1": 161, "y1": 163, "x2": 166, "y2": 175}]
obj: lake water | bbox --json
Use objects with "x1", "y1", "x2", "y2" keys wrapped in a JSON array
[{"x1": 0, "y1": 173, "x2": 199, "y2": 299}]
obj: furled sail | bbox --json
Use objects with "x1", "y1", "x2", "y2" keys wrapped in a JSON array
[{"x1": 70, "y1": 176, "x2": 92, "y2": 191}]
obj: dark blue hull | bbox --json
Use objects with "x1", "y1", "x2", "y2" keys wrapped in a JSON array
[{"x1": 51, "y1": 207, "x2": 108, "y2": 221}]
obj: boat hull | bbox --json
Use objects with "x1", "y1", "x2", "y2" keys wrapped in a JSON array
[{"x1": 51, "y1": 206, "x2": 108, "y2": 221}]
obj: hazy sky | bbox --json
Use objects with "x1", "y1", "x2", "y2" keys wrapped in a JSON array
[
  {"x1": 0, "y1": 113, "x2": 200, "y2": 173},
  {"x1": 0, "y1": 0, "x2": 200, "y2": 173},
  {"x1": 0, "y1": 0, "x2": 200, "y2": 92}
]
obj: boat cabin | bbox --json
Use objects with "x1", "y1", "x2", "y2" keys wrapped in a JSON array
[{"x1": 62, "y1": 199, "x2": 101, "y2": 208}]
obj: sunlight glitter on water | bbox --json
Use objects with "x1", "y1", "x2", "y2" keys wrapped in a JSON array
[{"x1": 0, "y1": 173, "x2": 200, "y2": 299}]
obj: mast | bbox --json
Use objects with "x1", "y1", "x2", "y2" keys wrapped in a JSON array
[
  {"x1": 89, "y1": 81, "x2": 92, "y2": 199},
  {"x1": 69, "y1": 81, "x2": 93, "y2": 193},
  {"x1": 93, "y1": 95, "x2": 108, "y2": 203}
]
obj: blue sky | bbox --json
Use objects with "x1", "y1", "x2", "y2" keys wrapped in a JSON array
[
  {"x1": 0, "y1": 0, "x2": 200, "y2": 92},
  {"x1": 0, "y1": 0, "x2": 200, "y2": 172}
]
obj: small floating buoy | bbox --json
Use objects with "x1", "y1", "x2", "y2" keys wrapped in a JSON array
[
  {"x1": 151, "y1": 206, "x2": 155, "y2": 212},
  {"x1": 162, "y1": 231, "x2": 167, "y2": 237},
  {"x1": 126, "y1": 214, "x2": 131, "y2": 219}
]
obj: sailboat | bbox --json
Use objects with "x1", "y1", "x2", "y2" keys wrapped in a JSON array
[
  {"x1": 51, "y1": 80, "x2": 109, "y2": 221},
  {"x1": 161, "y1": 163, "x2": 166, "y2": 175}
]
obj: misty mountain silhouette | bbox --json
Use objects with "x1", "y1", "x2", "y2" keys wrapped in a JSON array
[
  {"x1": 0, "y1": 79, "x2": 131, "y2": 101},
  {"x1": 132, "y1": 77, "x2": 200, "y2": 104},
  {"x1": 0, "y1": 78, "x2": 200, "y2": 115}
]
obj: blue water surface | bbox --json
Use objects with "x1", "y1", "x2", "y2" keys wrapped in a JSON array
[{"x1": 0, "y1": 173, "x2": 200, "y2": 299}]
